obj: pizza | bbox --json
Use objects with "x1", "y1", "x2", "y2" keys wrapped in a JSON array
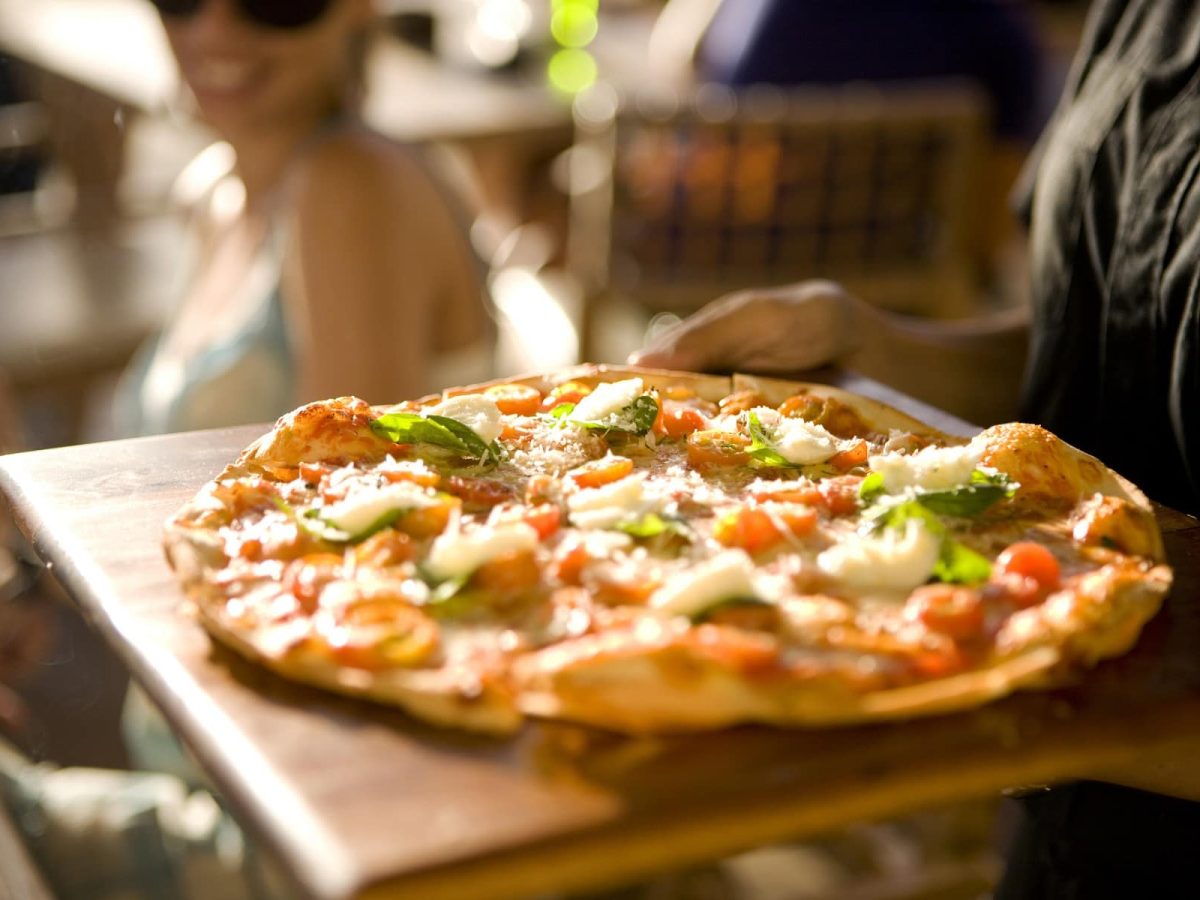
[{"x1": 163, "y1": 365, "x2": 1173, "y2": 735}]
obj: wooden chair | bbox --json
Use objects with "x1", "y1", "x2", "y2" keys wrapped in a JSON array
[{"x1": 568, "y1": 81, "x2": 988, "y2": 359}]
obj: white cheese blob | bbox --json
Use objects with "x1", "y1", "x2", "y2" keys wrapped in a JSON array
[
  {"x1": 567, "y1": 473, "x2": 658, "y2": 530},
  {"x1": 650, "y1": 550, "x2": 760, "y2": 618},
  {"x1": 568, "y1": 378, "x2": 644, "y2": 424},
  {"x1": 816, "y1": 519, "x2": 941, "y2": 592},
  {"x1": 753, "y1": 408, "x2": 842, "y2": 465},
  {"x1": 320, "y1": 483, "x2": 437, "y2": 535},
  {"x1": 868, "y1": 443, "x2": 982, "y2": 494},
  {"x1": 424, "y1": 521, "x2": 539, "y2": 581},
  {"x1": 426, "y1": 394, "x2": 503, "y2": 446}
]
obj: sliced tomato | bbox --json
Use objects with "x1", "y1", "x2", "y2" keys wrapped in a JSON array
[
  {"x1": 283, "y1": 553, "x2": 344, "y2": 612},
  {"x1": 829, "y1": 440, "x2": 869, "y2": 471},
  {"x1": 445, "y1": 475, "x2": 516, "y2": 507},
  {"x1": 471, "y1": 549, "x2": 542, "y2": 595},
  {"x1": 493, "y1": 502, "x2": 562, "y2": 540},
  {"x1": 540, "y1": 380, "x2": 592, "y2": 412},
  {"x1": 713, "y1": 504, "x2": 817, "y2": 554},
  {"x1": 905, "y1": 584, "x2": 985, "y2": 640},
  {"x1": 990, "y1": 542, "x2": 1062, "y2": 608},
  {"x1": 299, "y1": 462, "x2": 332, "y2": 485},
  {"x1": 995, "y1": 542, "x2": 1062, "y2": 589},
  {"x1": 522, "y1": 504, "x2": 563, "y2": 540},
  {"x1": 550, "y1": 538, "x2": 591, "y2": 585},
  {"x1": 751, "y1": 476, "x2": 861, "y2": 516},
  {"x1": 566, "y1": 455, "x2": 634, "y2": 489},
  {"x1": 353, "y1": 529, "x2": 415, "y2": 567},
  {"x1": 484, "y1": 383, "x2": 543, "y2": 416},
  {"x1": 686, "y1": 429, "x2": 752, "y2": 468},
  {"x1": 653, "y1": 402, "x2": 709, "y2": 439},
  {"x1": 396, "y1": 496, "x2": 459, "y2": 538},
  {"x1": 379, "y1": 459, "x2": 440, "y2": 488},
  {"x1": 717, "y1": 389, "x2": 766, "y2": 415}
]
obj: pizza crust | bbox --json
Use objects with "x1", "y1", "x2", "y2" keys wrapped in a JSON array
[{"x1": 164, "y1": 365, "x2": 1174, "y2": 736}]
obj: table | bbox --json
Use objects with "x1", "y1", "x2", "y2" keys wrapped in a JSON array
[{"x1": 2, "y1": 378, "x2": 1199, "y2": 900}]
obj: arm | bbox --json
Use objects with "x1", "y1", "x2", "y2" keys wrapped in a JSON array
[
  {"x1": 630, "y1": 279, "x2": 1029, "y2": 372},
  {"x1": 282, "y1": 132, "x2": 488, "y2": 405}
]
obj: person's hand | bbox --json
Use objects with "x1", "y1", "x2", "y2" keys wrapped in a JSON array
[{"x1": 628, "y1": 280, "x2": 862, "y2": 373}]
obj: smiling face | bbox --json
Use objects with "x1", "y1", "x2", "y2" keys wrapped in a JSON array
[{"x1": 160, "y1": 0, "x2": 372, "y2": 141}]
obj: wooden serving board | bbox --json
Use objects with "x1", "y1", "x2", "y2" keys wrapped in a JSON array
[{"x1": 3, "y1": 388, "x2": 1200, "y2": 900}]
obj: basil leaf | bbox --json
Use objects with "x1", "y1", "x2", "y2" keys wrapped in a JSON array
[
  {"x1": 863, "y1": 498, "x2": 944, "y2": 536},
  {"x1": 615, "y1": 512, "x2": 684, "y2": 539},
  {"x1": 426, "y1": 414, "x2": 490, "y2": 457},
  {"x1": 746, "y1": 410, "x2": 792, "y2": 467},
  {"x1": 572, "y1": 395, "x2": 659, "y2": 437},
  {"x1": 371, "y1": 412, "x2": 501, "y2": 464},
  {"x1": 271, "y1": 496, "x2": 352, "y2": 542},
  {"x1": 304, "y1": 507, "x2": 404, "y2": 545},
  {"x1": 550, "y1": 402, "x2": 575, "y2": 419},
  {"x1": 858, "y1": 471, "x2": 885, "y2": 503},
  {"x1": 933, "y1": 540, "x2": 993, "y2": 584},
  {"x1": 917, "y1": 470, "x2": 1017, "y2": 518}
]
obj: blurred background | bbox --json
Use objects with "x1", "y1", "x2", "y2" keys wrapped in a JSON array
[{"x1": 0, "y1": 1, "x2": 1090, "y2": 897}]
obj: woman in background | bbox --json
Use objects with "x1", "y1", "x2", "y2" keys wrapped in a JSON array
[{"x1": 115, "y1": 0, "x2": 491, "y2": 436}]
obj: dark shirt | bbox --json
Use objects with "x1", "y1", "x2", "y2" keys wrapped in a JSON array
[
  {"x1": 999, "y1": 2, "x2": 1200, "y2": 896},
  {"x1": 697, "y1": 0, "x2": 1049, "y2": 142},
  {"x1": 1018, "y1": 0, "x2": 1200, "y2": 518}
]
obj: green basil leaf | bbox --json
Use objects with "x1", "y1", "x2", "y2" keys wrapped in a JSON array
[
  {"x1": 615, "y1": 512, "x2": 684, "y2": 539},
  {"x1": 933, "y1": 540, "x2": 993, "y2": 584},
  {"x1": 270, "y1": 495, "x2": 351, "y2": 543},
  {"x1": 371, "y1": 412, "x2": 500, "y2": 464},
  {"x1": 426, "y1": 414, "x2": 490, "y2": 457},
  {"x1": 573, "y1": 394, "x2": 660, "y2": 437},
  {"x1": 863, "y1": 498, "x2": 945, "y2": 536},
  {"x1": 746, "y1": 410, "x2": 792, "y2": 467},
  {"x1": 858, "y1": 471, "x2": 885, "y2": 502},
  {"x1": 304, "y1": 506, "x2": 405, "y2": 545},
  {"x1": 917, "y1": 470, "x2": 1017, "y2": 518},
  {"x1": 550, "y1": 402, "x2": 575, "y2": 419}
]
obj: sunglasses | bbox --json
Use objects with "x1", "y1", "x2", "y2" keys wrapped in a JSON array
[{"x1": 150, "y1": 0, "x2": 334, "y2": 30}]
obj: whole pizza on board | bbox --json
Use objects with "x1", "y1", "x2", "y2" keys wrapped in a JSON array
[{"x1": 164, "y1": 365, "x2": 1172, "y2": 735}]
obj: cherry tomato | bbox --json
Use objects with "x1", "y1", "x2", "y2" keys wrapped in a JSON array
[
  {"x1": 995, "y1": 542, "x2": 1061, "y2": 591},
  {"x1": 829, "y1": 440, "x2": 869, "y2": 471},
  {"x1": 566, "y1": 455, "x2": 634, "y2": 489},
  {"x1": 654, "y1": 403, "x2": 709, "y2": 439},
  {"x1": 396, "y1": 497, "x2": 459, "y2": 538},
  {"x1": 686, "y1": 430, "x2": 752, "y2": 468},
  {"x1": 540, "y1": 380, "x2": 592, "y2": 412},
  {"x1": 379, "y1": 459, "x2": 440, "y2": 488},
  {"x1": 494, "y1": 501, "x2": 564, "y2": 542},
  {"x1": 713, "y1": 505, "x2": 817, "y2": 554},
  {"x1": 471, "y1": 550, "x2": 542, "y2": 595},
  {"x1": 717, "y1": 389, "x2": 766, "y2": 415},
  {"x1": 353, "y1": 529, "x2": 414, "y2": 567},
  {"x1": 550, "y1": 538, "x2": 591, "y2": 585},
  {"x1": 483, "y1": 383, "x2": 543, "y2": 416},
  {"x1": 445, "y1": 475, "x2": 515, "y2": 507},
  {"x1": 905, "y1": 584, "x2": 985, "y2": 640}
]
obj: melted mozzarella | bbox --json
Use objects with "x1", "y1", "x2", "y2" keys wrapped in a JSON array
[
  {"x1": 816, "y1": 519, "x2": 940, "y2": 592},
  {"x1": 320, "y1": 483, "x2": 437, "y2": 534},
  {"x1": 868, "y1": 443, "x2": 981, "y2": 494},
  {"x1": 569, "y1": 378, "x2": 644, "y2": 423},
  {"x1": 426, "y1": 394, "x2": 503, "y2": 445},
  {"x1": 650, "y1": 550, "x2": 758, "y2": 618},
  {"x1": 567, "y1": 474, "x2": 658, "y2": 529},
  {"x1": 748, "y1": 407, "x2": 841, "y2": 464},
  {"x1": 424, "y1": 521, "x2": 540, "y2": 581}
]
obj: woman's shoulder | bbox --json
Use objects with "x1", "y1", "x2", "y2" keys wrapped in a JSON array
[{"x1": 289, "y1": 126, "x2": 459, "y2": 223}]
